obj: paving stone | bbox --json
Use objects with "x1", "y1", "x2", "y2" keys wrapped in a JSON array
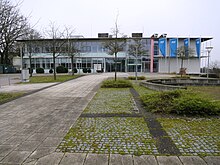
[
  {"x1": 1, "y1": 151, "x2": 31, "y2": 164},
  {"x1": 40, "y1": 137, "x2": 63, "y2": 147},
  {"x1": 157, "y1": 156, "x2": 182, "y2": 165},
  {"x1": 133, "y1": 155, "x2": 157, "y2": 165},
  {"x1": 35, "y1": 153, "x2": 64, "y2": 165},
  {"x1": 27, "y1": 133, "x2": 49, "y2": 141},
  {"x1": 3, "y1": 135, "x2": 27, "y2": 145},
  {"x1": 15, "y1": 140, "x2": 41, "y2": 151},
  {"x1": 59, "y1": 153, "x2": 86, "y2": 165},
  {"x1": 179, "y1": 156, "x2": 207, "y2": 165},
  {"x1": 23, "y1": 159, "x2": 38, "y2": 165},
  {"x1": 109, "y1": 154, "x2": 133, "y2": 165},
  {"x1": 29, "y1": 147, "x2": 56, "y2": 159},
  {"x1": 203, "y1": 156, "x2": 220, "y2": 165},
  {"x1": 84, "y1": 153, "x2": 108, "y2": 165},
  {"x1": 0, "y1": 144, "x2": 15, "y2": 157}
]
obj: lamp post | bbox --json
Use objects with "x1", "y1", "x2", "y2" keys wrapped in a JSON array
[{"x1": 206, "y1": 46, "x2": 213, "y2": 79}]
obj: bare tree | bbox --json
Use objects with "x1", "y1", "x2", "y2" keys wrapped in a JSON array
[
  {"x1": 64, "y1": 26, "x2": 79, "y2": 75},
  {"x1": 103, "y1": 16, "x2": 126, "y2": 81},
  {"x1": 44, "y1": 22, "x2": 66, "y2": 80},
  {"x1": 25, "y1": 28, "x2": 42, "y2": 77},
  {"x1": 0, "y1": 0, "x2": 30, "y2": 65},
  {"x1": 210, "y1": 60, "x2": 220, "y2": 78},
  {"x1": 175, "y1": 46, "x2": 195, "y2": 77},
  {"x1": 128, "y1": 39, "x2": 148, "y2": 80}
]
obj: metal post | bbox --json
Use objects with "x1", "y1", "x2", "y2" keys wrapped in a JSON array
[{"x1": 205, "y1": 46, "x2": 213, "y2": 80}]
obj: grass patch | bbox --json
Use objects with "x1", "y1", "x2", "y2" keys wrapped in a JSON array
[
  {"x1": 0, "y1": 92, "x2": 24, "y2": 104},
  {"x1": 188, "y1": 86, "x2": 220, "y2": 100},
  {"x1": 158, "y1": 118, "x2": 220, "y2": 156},
  {"x1": 83, "y1": 88, "x2": 134, "y2": 114},
  {"x1": 27, "y1": 75, "x2": 80, "y2": 83},
  {"x1": 132, "y1": 83, "x2": 156, "y2": 96},
  {"x1": 101, "y1": 79, "x2": 133, "y2": 88},
  {"x1": 141, "y1": 90, "x2": 220, "y2": 116}
]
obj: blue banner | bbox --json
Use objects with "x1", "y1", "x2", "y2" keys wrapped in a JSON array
[
  {"x1": 159, "y1": 38, "x2": 166, "y2": 57},
  {"x1": 196, "y1": 38, "x2": 201, "y2": 57},
  {"x1": 169, "y1": 38, "x2": 178, "y2": 57},
  {"x1": 184, "y1": 38, "x2": 189, "y2": 58}
]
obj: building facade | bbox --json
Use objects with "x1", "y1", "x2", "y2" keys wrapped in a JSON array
[{"x1": 15, "y1": 33, "x2": 212, "y2": 74}]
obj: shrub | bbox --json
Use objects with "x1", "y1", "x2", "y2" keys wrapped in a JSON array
[
  {"x1": 172, "y1": 94, "x2": 220, "y2": 115},
  {"x1": 101, "y1": 79, "x2": 133, "y2": 88},
  {"x1": 36, "y1": 68, "x2": 44, "y2": 74},
  {"x1": 128, "y1": 76, "x2": 146, "y2": 80},
  {"x1": 82, "y1": 68, "x2": 87, "y2": 73},
  {"x1": 87, "y1": 68, "x2": 91, "y2": 73},
  {"x1": 141, "y1": 90, "x2": 182, "y2": 113},
  {"x1": 56, "y1": 66, "x2": 68, "y2": 73},
  {"x1": 141, "y1": 90, "x2": 220, "y2": 116},
  {"x1": 73, "y1": 68, "x2": 78, "y2": 73},
  {"x1": 49, "y1": 69, "x2": 53, "y2": 74}
]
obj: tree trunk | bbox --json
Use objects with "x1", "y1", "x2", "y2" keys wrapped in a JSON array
[
  {"x1": 181, "y1": 58, "x2": 184, "y2": 77},
  {"x1": 53, "y1": 52, "x2": 56, "y2": 80},
  {"x1": 29, "y1": 54, "x2": 32, "y2": 77},
  {"x1": 114, "y1": 52, "x2": 117, "y2": 81},
  {"x1": 71, "y1": 55, "x2": 74, "y2": 76}
]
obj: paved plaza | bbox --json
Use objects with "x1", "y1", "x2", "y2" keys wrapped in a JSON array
[{"x1": 0, "y1": 73, "x2": 220, "y2": 164}]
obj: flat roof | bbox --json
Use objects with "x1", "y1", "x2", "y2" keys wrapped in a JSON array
[{"x1": 17, "y1": 36, "x2": 213, "y2": 42}]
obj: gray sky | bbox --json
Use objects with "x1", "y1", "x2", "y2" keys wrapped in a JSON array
[{"x1": 13, "y1": 0, "x2": 219, "y2": 62}]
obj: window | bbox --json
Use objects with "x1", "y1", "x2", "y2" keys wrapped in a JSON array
[{"x1": 81, "y1": 46, "x2": 91, "y2": 53}]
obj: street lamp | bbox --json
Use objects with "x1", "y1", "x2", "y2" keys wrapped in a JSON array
[{"x1": 206, "y1": 46, "x2": 213, "y2": 79}]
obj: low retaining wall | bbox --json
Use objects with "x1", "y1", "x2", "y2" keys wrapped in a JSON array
[
  {"x1": 140, "y1": 78, "x2": 220, "y2": 91},
  {"x1": 140, "y1": 81, "x2": 187, "y2": 91}
]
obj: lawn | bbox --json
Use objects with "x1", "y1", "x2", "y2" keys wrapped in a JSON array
[
  {"x1": 27, "y1": 75, "x2": 80, "y2": 83},
  {"x1": 188, "y1": 86, "x2": 220, "y2": 100},
  {"x1": 0, "y1": 92, "x2": 24, "y2": 104}
]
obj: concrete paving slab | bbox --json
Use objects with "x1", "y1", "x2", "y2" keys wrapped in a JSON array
[
  {"x1": 84, "y1": 153, "x2": 109, "y2": 165},
  {"x1": 109, "y1": 154, "x2": 133, "y2": 165},
  {"x1": 0, "y1": 150, "x2": 31, "y2": 164},
  {"x1": 0, "y1": 144, "x2": 15, "y2": 157},
  {"x1": 28, "y1": 147, "x2": 56, "y2": 160},
  {"x1": 26, "y1": 133, "x2": 49, "y2": 141},
  {"x1": 157, "y1": 156, "x2": 182, "y2": 165},
  {"x1": 133, "y1": 155, "x2": 157, "y2": 165},
  {"x1": 3, "y1": 135, "x2": 27, "y2": 146},
  {"x1": 179, "y1": 156, "x2": 207, "y2": 165},
  {"x1": 23, "y1": 159, "x2": 38, "y2": 165},
  {"x1": 59, "y1": 153, "x2": 86, "y2": 165},
  {"x1": 40, "y1": 137, "x2": 63, "y2": 147},
  {"x1": 203, "y1": 156, "x2": 220, "y2": 165},
  {"x1": 15, "y1": 140, "x2": 41, "y2": 152},
  {"x1": 35, "y1": 153, "x2": 64, "y2": 165}
]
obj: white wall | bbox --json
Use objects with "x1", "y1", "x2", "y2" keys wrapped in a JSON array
[{"x1": 158, "y1": 58, "x2": 200, "y2": 74}]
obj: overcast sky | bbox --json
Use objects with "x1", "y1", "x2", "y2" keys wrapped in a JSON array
[{"x1": 12, "y1": 0, "x2": 219, "y2": 62}]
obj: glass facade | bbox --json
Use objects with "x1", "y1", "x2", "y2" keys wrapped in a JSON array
[{"x1": 22, "y1": 38, "x2": 159, "y2": 73}]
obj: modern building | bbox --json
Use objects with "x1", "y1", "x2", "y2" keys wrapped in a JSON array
[{"x1": 15, "y1": 33, "x2": 212, "y2": 74}]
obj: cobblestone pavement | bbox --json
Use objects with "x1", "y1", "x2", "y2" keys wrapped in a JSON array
[
  {"x1": 57, "y1": 117, "x2": 159, "y2": 155},
  {"x1": 158, "y1": 118, "x2": 220, "y2": 156}
]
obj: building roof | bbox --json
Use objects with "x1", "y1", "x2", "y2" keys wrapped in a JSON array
[{"x1": 17, "y1": 36, "x2": 213, "y2": 42}]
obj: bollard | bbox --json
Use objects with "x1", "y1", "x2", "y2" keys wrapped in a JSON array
[{"x1": 8, "y1": 76, "x2": 11, "y2": 86}]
